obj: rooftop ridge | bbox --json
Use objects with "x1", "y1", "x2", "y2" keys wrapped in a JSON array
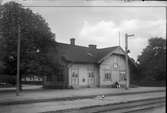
[
  {"x1": 98, "y1": 46, "x2": 120, "y2": 50},
  {"x1": 56, "y1": 42, "x2": 120, "y2": 50},
  {"x1": 56, "y1": 42, "x2": 91, "y2": 49}
]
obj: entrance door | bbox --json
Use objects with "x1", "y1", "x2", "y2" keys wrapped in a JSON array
[
  {"x1": 112, "y1": 71, "x2": 119, "y2": 82},
  {"x1": 71, "y1": 71, "x2": 79, "y2": 88},
  {"x1": 88, "y1": 72, "x2": 95, "y2": 87}
]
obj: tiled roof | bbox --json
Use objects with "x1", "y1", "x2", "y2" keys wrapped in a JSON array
[{"x1": 48, "y1": 42, "x2": 121, "y2": 64}]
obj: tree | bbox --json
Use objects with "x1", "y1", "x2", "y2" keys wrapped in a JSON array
[
  {"x1": 0, "y1": 2, "x2": 58, "y2": 85},
  {"x1": 137, "y1": 37, "x2": 166, "y2": 82}
]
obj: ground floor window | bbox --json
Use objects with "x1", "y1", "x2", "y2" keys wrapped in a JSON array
[
  {"x1": 72, "y1": 72, "x2": 78, "y2": 78},
  {"x1": 71, "y1": 71, "x2": 79, "y2": 85},
  {"x1": 104, "y1": 72, "x2": 112, "y2": 81},
  {"x1": 88, "y1": 72, "x2": 94, "y2": 78},
  {"x1": 119, "y1": 71, "x2": 126, "y2": 81}
]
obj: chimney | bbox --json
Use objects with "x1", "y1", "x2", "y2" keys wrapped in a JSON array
[
  {"x1": 89, "y1": 44, "x2": 97, "y2": 49},
  {"x1": 70, "y1": 38, "x2": 75, "y2": 45}
]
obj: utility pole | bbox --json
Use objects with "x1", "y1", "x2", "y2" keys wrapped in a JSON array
[
  {"x1": 16, "y1": 24, "x2": 21, "y2": 96},
  {"x1": 118, "y1": 32, "x2": 121, "y2": 46},
  {"x1": 125, "y1": 33, "x2": 134, "y2": 89}
]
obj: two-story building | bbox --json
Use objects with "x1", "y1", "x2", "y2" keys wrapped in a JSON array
[{"x1": 44, "y1": 38, "x2": 134, "y2": 88}]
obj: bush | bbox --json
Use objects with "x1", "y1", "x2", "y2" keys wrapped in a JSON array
[
  {"x1": 0, "y1": 74, "x2": 16, "y2": 85},
  {"x1": 137, "y1": 80, "x2": 166, "y2": 87}
]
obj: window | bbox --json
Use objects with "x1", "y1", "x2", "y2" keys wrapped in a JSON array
[
  {"x1": 104, "y1": 72, "x2": 112, "y2": 81},
  {"x1": 119, "y1": 71, "x2": 126, "y2": 81},
  {"x1": 88, "y1": 72, "x2": 94, "y2": 78},
  {"x1": 113, "y1": 63, "x2": 118, "y2": 69},
  {"x1": 72, "y1": 72, "x2": 75, "y2": 77},
  {"x1": 75, "y1": 74, "x2": 78, "y2": 77},
  {"x1": 72, "y1": 72, "x2": 78, "y2": 78},
  {"x1": 82, "y1": 78, "x2": 85, "y2": 82}
]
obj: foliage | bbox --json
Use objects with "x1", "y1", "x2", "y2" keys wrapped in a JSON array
[
  {"x1": 137, "y1": 37, "x2": 166, "y2": 82},
  {"x1": 129, "y1": 58, "x2": 139, "y2": 84},
  {"x1": 0, "y1": 2, "x2": 58, "y2": 81}
]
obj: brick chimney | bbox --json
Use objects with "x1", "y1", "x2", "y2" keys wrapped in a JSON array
[
  {"x1": 70, "y1": 38, "x2": 75, "y2": 45},
  {"x1": 88, "y1": 44, "x2": 96, "y2": 49}
]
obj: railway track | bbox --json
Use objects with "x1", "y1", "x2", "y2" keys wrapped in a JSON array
[
  {"x1": 46, "y1": 96, "x2": 165, "y2": 113},
  {"x1": 95, "y1": 97, "x2": 166, "y2": 113}
]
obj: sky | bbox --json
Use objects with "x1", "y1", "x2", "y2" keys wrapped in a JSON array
[
  {"x1": 2, "y1": 0, "x2": 167, "y2": 60},
  {"x1": 31, "y1": 6, "x2": 166, "y2": 60}
]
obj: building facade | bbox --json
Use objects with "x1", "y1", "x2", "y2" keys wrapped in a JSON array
[{"x1": 44, "y1": 38, "x2": 132, "y2": 88}]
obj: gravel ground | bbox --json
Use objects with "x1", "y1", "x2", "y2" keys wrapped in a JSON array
[
  {"x1": 134, "y1": 106, "x2": 166, "y2": 113},
  {"x1": 0, "y1": 87, "x2": 165, "y2": 104},
  {"x1": 0, "y1": 92, "x2": 165, "y2": 113}
]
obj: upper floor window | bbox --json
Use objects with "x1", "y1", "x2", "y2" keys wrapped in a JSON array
[{"x1": 113, "y1": 63, "x2": 118, "y2": 69}]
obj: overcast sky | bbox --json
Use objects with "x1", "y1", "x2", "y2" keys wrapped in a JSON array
[
  {"x1": 31, "y1": 6, "x2": 166, "y2": 60},
  {"x1": 2, "y1": 0, "x2": 167, "y2": 60}
]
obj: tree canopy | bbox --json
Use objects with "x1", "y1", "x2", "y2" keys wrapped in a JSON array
[
  {"x1": 0, "y1": 2, "x2": 59, "y2": 80},
  {"x1": 137, "y1": 37, "x2": 166, "y2": 82}
]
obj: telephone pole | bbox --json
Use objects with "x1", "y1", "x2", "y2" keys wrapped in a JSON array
[
  {"x1": 118, "y1": 32, "x2": 121, "y2": 46},
  {"x1": 125, "y1": 33, "x2": 134, "y2": 89},
  {"x1": 16, "y1": 24, "x2": 21, "y2": 96}
]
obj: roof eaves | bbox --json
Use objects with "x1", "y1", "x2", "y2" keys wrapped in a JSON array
[{"x1": 98, "y1": 46, "x2": 119, "y2": 63}]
